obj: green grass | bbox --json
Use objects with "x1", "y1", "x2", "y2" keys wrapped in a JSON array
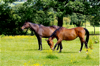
[
  {"x1": 85, "y1": 26, "x2": 100, "y2": 34},
  {"x1": 0, "y1": 35, "x2": 99, "y2": 66}
]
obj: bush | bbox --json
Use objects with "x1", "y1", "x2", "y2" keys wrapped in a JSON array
[
  {"x1": 0, "y1": 1, "x2": 55, "y2": 35},
  {"x1": 0, "y1": 3, "x2": 25, "y2": 35}
]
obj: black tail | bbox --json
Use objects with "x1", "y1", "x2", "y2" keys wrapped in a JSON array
[{"x1": 84, "y1": 28, "x2": 89, "y2": 43}]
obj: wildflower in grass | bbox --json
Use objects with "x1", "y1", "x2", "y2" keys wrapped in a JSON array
[
  {"x1": 23, "y1": 61, "x2": 31, "y2": 66},
  {"x1": 43, "y1": 49, "x2": 52, "y2": 54},
  {"x1": 33, "y1": 63, "x2": 42, "y2": 66},
  {"x1": 44, "y1": 49, "x2": 58, "y2": 59},
  {"x1": 70, "y1": 54, "x2": 77, "y2": 64},
  {"x1": 70, "y1": 60, "x2": 73, "y2": 64},
  {"x1": 86, "y1": 52, "x2": 91, "y2": 59},
  {"x1": 24, "y1": 63, "x2": 27, "y2": 66},
  {"x1": 9, "y1": 36, "x2": 13, "y2": 39},
  {"x1": 84, "y1": 48, "x2": 93, "y2": 59},
  {"x1": 94, "y1": 36, "x2": 99, "y2": 43},
  {"x1": 89, "y1": 37, "x2": 94, "y2": 49},
  {"x1": 43, "y1": 62, "x2": 45, "y2": 64},
  {"x1": 84, "y1": 48, "x2": 93, "y2": 54}
]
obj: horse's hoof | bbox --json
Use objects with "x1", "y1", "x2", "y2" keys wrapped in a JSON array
[
  {"x1": 58, "y1": 51, "x2": 61, "y2": 53},
  {"x1": 53, "y1": 49, "x2": 55, "y2": 51},
  {"x1": 56, "y1": 49, "x2": 58, "y2": 50},
  {"x1": 79, "y1": 51, "x2": 81, "y2": 53},
  {"x1": 86, "y1": 51, "x2": 88, "y2": 54},
  {"x1": 52, "y1": 48, "x2": 55, "y2": 51}
]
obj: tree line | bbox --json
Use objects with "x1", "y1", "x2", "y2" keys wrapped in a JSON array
[{"x1": 0, "y1": 0, "x2": 100, "y2": 35}]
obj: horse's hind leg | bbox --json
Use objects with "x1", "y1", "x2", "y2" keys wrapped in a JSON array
[
  {"x1": 79, "y1": 41, "x2": 83, "y2": 53},
  {"x1": 79, "y1": 37, "x2": 85, "y2": 52},
  {"x1": 85, "y1": 41, "x2": 88, "y2": 50},
  {"x1": 79, "y1": 38, "x2": 88, "y2": 52}
]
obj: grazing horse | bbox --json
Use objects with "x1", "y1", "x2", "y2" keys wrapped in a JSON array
[
  {"x1": 21, "y1": 22, "x2": 61, "y2": 50},
  {"x1": 46, "y1": 27, "x2": 89, "y2": 52}
]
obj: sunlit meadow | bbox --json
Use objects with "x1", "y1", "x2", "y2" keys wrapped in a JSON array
[{"x1": 0, "y1": 35, "x2": 99, "y2": 66}]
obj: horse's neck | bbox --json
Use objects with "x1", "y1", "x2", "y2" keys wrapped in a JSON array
[{"x1": 29, "y1": 23, "x2": 39, "y2": 32}]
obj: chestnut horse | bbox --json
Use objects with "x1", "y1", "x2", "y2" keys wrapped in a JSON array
[
  {"x1": 21, "y1": 22, "x2": 61, "y2": 50},
  {"x1": 46, "y1": 27, "x2": 89, "y2": 52}
]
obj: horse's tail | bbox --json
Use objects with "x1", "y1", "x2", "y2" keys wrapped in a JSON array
[{"x1": 84, "y1": 28, "x2": 89, "y2": 43}]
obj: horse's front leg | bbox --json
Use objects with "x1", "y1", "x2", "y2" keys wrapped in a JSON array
[
  {"x1": 53, "y1": 39, "x2": 62, "y2": 51},
  {"x1": 56, "y1": 44, "x2": 60, "y2": 50},
  {"x1": 37, "y1": 36, "x2": 42, "y2": 50},
  {"x1": 56, "y1": 42, "x2": 63, "y2": 52},
  {"x1": 59, "y1": 42, "x2": 63, "y2": 53}
]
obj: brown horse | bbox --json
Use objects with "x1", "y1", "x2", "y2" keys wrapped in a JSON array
[
  {"x1": 21, "y1": 22, "x2": 61, "y2": 50},
  {"x1": 46, "y1": 27, "x2": 89, "y2": 52}
]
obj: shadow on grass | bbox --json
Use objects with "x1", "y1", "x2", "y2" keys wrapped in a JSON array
[
  {"x1": 60, "y1": 51, "x2": 78, "y2": 53},
  {"x1": 25, "y1": 49, "x2": 50, "y2": 51}
]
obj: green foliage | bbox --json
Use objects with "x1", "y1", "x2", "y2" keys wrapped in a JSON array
[
  {"x1": 0, "y1": 3, "x2": 21, "y2": 35},
  {"x1": 90, "y1": 14, "x2": 100, "y2": 26},
  {"x1": 1, "y1": 34, "x2": 5, "y2": 38},
  {"x1": 0, "y1": 0, "x2": 99, "y2": 35},
  {"x1": 0, "y1": 0, "x2": 55, "y2": 35},
  {"x1": 88, "y1": 35, "x2": 99, "y2": 49},
  {"x1": 18, "y1": 2, "x2": 36, "y2": 22},
  {"x1": 67, "y1": 1, "x2": 85, "y2": 14},
  {"x1": 70, "y1": 13, "x2": 86, "y2": 26},
  {"x1": 35, "y1": 10, "x2": 55, "y2": 26}
]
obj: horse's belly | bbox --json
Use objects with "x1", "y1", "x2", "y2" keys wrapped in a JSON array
[
  {"x1": 63, "y1": 34, "x2": 77, "y2": 40},
  {"x1": 64, "y1": 37, "x2": 77, "y2": 40}
]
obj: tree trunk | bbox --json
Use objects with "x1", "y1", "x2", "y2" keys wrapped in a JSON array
[{"x1": 58, "y1": 16, "x2": 63, "y2": 27}]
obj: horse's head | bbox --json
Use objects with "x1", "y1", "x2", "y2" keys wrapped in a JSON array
[
  {"x1": 46, "y1": 38, "x2": 54, "y2": 49},
  {"x1": 21, "y1": 22, "x2": 30, "y2": 30}
]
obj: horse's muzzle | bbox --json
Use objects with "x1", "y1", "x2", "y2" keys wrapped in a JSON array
[{"x1": 21, "y1": 27, "x2": 24, "y2": 31}]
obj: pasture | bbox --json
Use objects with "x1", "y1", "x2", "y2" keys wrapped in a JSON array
[{"x1": 0, "y1": 35, "x2": 99, "y2": 66}]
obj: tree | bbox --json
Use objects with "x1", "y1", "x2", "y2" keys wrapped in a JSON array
[
  {"x1": 70, "y1": 13, "x2": 86, "y2": 26},
  {"x1": 18, "y1": 0, "x2": 55, "y2": 26},
  {"x1": 67, "y1": 1, "x2": 88, "y2": 26},
  {"x1": 86, "y1": 1, "x2": 100, "y2": 34},
  {"x1": 45, "y1": 0, "x2": 72, "y2": 26},
  {"x1": 0, "y1": 3, "x2": 23, "y2": 35}
]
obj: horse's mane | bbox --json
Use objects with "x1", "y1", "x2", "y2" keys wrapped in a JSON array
[
  {"x1": 49, "y1": 27, "x2": 61, "y2": 38},
  {"x1": 29, "y1": 22, "x2": 43, "y2": 27},
  {"x1": 50, "y1": 25, "x2": 59, "y2": 29}
]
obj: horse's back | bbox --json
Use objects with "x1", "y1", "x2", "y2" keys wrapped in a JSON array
[
  {"x1": 38, "y1": 25, "x2": 59, "y2": 38},
  {"x1": 54, "y1": 27, "x2": 85, "y2": 40}
]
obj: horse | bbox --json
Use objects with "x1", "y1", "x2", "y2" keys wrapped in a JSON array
[
  {"x1": 21, "y1": 22, "x2": 61, "y2": 50},
  {"x1": 46, "y1": 27, "x2": 89, "y2": 53}
]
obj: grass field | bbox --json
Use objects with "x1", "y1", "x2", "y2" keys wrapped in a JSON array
[{"x1": 0, "y1": 35, "x2": 100, "y2": 66}]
